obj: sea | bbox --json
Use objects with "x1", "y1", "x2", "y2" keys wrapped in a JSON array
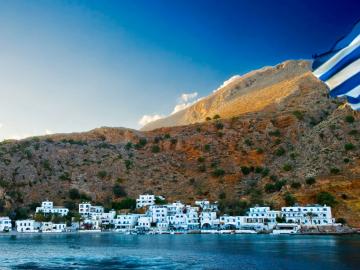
[{"x1": 0, "y1": 233, "x2": 359, "y2": 270}]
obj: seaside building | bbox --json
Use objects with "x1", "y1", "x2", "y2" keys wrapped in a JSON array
[
  {"x1": 0, "y1": 217, "x2": 12, "y2": 232},
  {"x1": 36, "y1": 201, "x2": 69, "y2": 216},
  {"x1": 281, "y1": 205, "x2": 335, "y2": 225},
  {"x1": 16, "y1": 220, "x2": 39, "y2": 233},
  {"x1": 40, "y1": 222, "x2": 66, "y2": 232},
  {"x1": 200, "y1": 211, "x2": 220, "y2": 229},
  {"x1": 100, "y1": 210, "x2": 117, "y2": 226},
  {"x1": 246, "y1": 206, "x2": 281, "y2": 230},
  {"x1": 113, "y1": 214, "x2": 139, "y2": 230},
  {"x1": 136, "y1": 216, "x2": 152, "y2": 230},
  {"x1": 136, "y1": 194, "x2": 156, "y2": 208},
  {"x1": 195, "y1": 200, "x2": 219, "y2": 212},
  {"x1": 79, "y1": 202, "x2": 104, "y2": 219}
]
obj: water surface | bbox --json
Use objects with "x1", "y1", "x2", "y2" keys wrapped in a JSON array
[{"x1": 0, "y1": 233, "x2": 359, "y2": 270}]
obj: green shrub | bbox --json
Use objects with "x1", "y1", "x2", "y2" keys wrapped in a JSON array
[
  {"x1": 97, "y1": 171, "x2": 107, "y2": 179},
  {"x1": 269, "y1": 130, "x2": 281, "y2": 137},
  {"x1": 42, "y1": 160, "x2": 52, "y2": 171},
  {"x1": 305, "y1": 177, "x2": 316, "y2": 185},
  {"x1": 197, "y1": 156, "x2": 205, "y2": 162},
  {"x1": 291, "y1": 182, "x2": 301, "y2": 189},
  {"x1": 215, "y1": 122, "x2": 224, "y2": 129},
  {"x1": 112, "y1": 198, "x2": 136, "y2": 210},
  {"x1": 265, "y1": 180, "x2": 286, "y2": 193},
  {"x1": 345, "y1": 115, "x2": 355, "y2": 123},
  {"x1": 212, "y1": 168, "x2": 225, "y2": 177},
  {"x1": 59, "y1": 172, "x2": 71, "y2": 181},
  {"x1": 151, "y1": 145, "x2": 160, "y2": 153},
  {"x1": 330, "y1": 167, "x2": 340, "y2": 174},
  {"x1": 113, "y1": 184, "x2": 127, "y2": 197},
  {"x1": 261, "y1": 168, "x2": 270, "y2": 177},
  {"x1": 283, "y1": 163, "x2": 292, "y2": 171},
  {"x1": 69, "y1": 188, "x2": 80, "y2": 200},
  {"x1": 283, "y1": 192, "x2": 296, "y2": 206},
  {"x1": 336, "y1": 218, "x2": 346, "y2": 224},
  {"x1": 343, "y1": 158, "x2": 350, "y2": 163},
  {"x1": 204, "y1": 144, "x2": 211, "y2": 152},
  {"x1": 170, "y1": 138, "x2": 177, "y2": 144},
  {"x1": 292, "y1": 111, "x2": 304, "y2": 120},
  {"x1": 125, "y1": 142, "x2": 132, "y2": 150},
  {"x1": 316, "y1": 191, "x2": 336, "y2": 206},
  {"x1": 255, "y1": 166, "x2": 263, "y2": 173},
  {"x1": 241, "y1": 166, "x2": 251, "y2": 175},
  {"x1": 256, "y1": 148, "x2": 264, "y2": 154},
  {"x1": 205, "y1": 117, "x2": 211, "y2": 121},
  {"x1": 213, "y1": 114, "x2": 221, "y2": 119},
  {"x1": 344, "y1": 143, "x2": 355, "y2": 151},
  {"x1": 244, "y1": 139, "x2": 253, "y2": 146},
  {"x1": 218, "y1": 192, "x2": 226, "y2": 200},
  {"x1": 124, "y1": 160, "x2": 133, "y2": 170},
  {"x1": 275, "y1": 147, "x2": 285, "y2": 156},
  {"x1": 164, "y1": 134, "x2": 171, "y2": 139}
]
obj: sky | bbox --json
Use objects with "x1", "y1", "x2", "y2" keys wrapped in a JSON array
[{"x1": 0, "y1": 0, "x2": 359, "y2": 140}]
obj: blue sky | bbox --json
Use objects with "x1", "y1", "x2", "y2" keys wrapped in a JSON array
[{"x1": 0, "y1": 0, "x2": 359, "y2": 140}]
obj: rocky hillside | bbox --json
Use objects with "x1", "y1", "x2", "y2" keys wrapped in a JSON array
[
  {"x1": 141, "y1": 60, "x2": 311, "y2": 131},
  {"x1": 0, "y1": 60, "x2": 359, "y2": 226}
]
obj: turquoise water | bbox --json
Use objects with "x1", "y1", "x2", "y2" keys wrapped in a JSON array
[{"x1": 0, "y1": 233, "x2": 359, "y2": 270}]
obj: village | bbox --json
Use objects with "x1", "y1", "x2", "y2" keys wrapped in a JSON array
[{"x1": 0, "y1": 194, "x2": 348, "y2": 235}]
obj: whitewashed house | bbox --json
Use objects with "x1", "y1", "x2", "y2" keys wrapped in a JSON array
[
  {"x1": 101, "y1": 210, "x2": 117, "y2": 226},
  {"x1": 148, "y1": 205, "x2": 169, "y2": 229},
  {"x1": 136, "y1": 216, "x2": 152, "y2": 230},
  {"x1": 0, "y1": 217, "x2": 12, "y2": 232},
  {"x1": 36, "y1": 201, "x2": 69, "y2": 216},
  {"x1": 195, "y1": 200, "x2": 219, "y2": 211},
  {"x1": 281, "y1": 205, "x2": 335, "y2": 226},
  {"x1": 113, "y1": 214, "x2": 139, "y2": 230},
  {"x1": 16, "y1": 220, "x2": 39, "y2": 233},
  {"x1": 247, "y1": 206, "x2": 281, "y2": 229},
  {"x1": 136, "y1": 194, "x2": 156, "y2": 208},
  {"x1": 185, "y1": 206, "x2": 200, "y2": 230},
  {"x1": 168, "y1": 213, "x2": 187, "y2": 230},
  {"x1": 40, "y1": 222, "x2": 66, "y2": 233},
  {"x1": 220, "y1": 215, "x2": 237, "y2": 229},
  {"x1": 200, "y1": 211, "x2": 219, "y2": 229},
  {"x1": 79, "y1": 202, "x2": 104, "y2": 219}
]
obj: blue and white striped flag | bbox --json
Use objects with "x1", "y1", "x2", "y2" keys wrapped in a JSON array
[{"x1": 312, "y1": 20, "x2": 360, "y2": 110}]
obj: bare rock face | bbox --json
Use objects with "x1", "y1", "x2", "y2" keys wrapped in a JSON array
[
  {"x1": 0, "y1": 59, "x2": 359, "y2": 226},
  {"x1": 141, "y1": 60, "x2": 311, "y2": 131}
]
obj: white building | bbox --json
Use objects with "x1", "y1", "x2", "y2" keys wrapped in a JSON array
[
  {"x1": 148, "y1": 205, "x2": 168, "y2": 227},
  {"x1": 281, "y1": 205, "x2": 335, "y2": 226},
  {"x1": 200, "y1": 211, "x2": 219, "y2": 229},
  {"x1": 168, "y1": 213, "x2": 187, "y2": 230},
  {"x1": 40, "y1": 222, "x2": 66, "y2": 232},
  {"x1": 136, "y1": 216, "x2": 152, "y2": 230},
  {"x1": 36, "y1": 201, "x2": 69, "y2": 216},
  {"x1": 101, "y1": 210, "x2": 117, "y2": 226},
  {"x1": 195, "y1": 200, "x2": 218, "y2": 211},
  {"x1": 16, "y1": 220, "x2": 39, "y2": 233},
  {"x1": 79, "y1": 202, "x2": 104, "y2": 219},
  {"x1": 0, "y1": 217, "x2": 12, "y2": 232},
  {"x1": 113, "y1": 214, "x2": 139, "y2": 230},
  {"x1": 247, "y1": 206, "x2": 281, "y2": 229},
  {"x1": 185, "y1": 206, "x2": 200, "y2": 230},
  {"x1": 136, "y1": 194, "x2": 156, "y2": 208}
]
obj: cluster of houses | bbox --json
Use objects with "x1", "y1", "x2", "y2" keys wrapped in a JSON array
[{"x1": 0, "y1": 194, "x2": 338, "y2": 234}]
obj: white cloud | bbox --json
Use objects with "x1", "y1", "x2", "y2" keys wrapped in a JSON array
[
  {"x1": 180, "y1": 92, "x2": 198, "y2": 103},
  {"x1": 138, "y1": 91, "x2": 201, "y2": 127},
  {"x1": 138, "y1": 114, "x2": 164, "y2": 126},
  {"x1": 0, "y1": 123, "x2": 3, "y2": 129},
  {"x1": 213, "y1": 75, "x2": 241, "y2": 92}
]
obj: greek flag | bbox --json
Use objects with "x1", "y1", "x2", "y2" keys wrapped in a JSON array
[{"x1": 312, "y1": 20, "x2": 360, "y2": 110}]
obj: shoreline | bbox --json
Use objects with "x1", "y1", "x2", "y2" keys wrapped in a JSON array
[{"x1": 1, "y1": 230, "x2": 358, "y2": 236}]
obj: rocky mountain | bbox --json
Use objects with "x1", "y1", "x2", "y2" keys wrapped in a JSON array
[
  {"x1": 0, "y1": 60, "x2": 359, "y2": 226},
  {"x1": 141, "y1": 60, "x2": 311, "y2": 131}
]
